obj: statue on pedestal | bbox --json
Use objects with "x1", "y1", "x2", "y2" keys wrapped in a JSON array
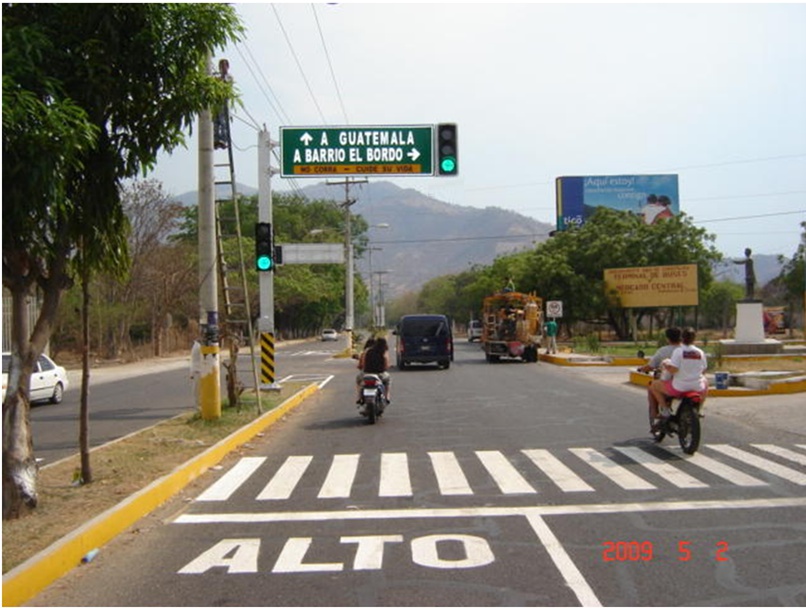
[{"x1": 733, "y1": 247, "x2": 756, "y2": 301}]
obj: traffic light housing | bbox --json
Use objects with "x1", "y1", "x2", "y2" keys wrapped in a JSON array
[
  {"x1": 255, "y1": 222, "x2": 273, "y2": 271},
  {"x1": 436, "y1": 123, "x2": 458, "y2": 176}
]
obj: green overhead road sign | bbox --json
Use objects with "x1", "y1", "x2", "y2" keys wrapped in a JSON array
[{"x1": 280, "y1": 125, "x2": 434, "y2": 177}]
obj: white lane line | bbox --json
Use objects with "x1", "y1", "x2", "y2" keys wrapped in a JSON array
[
  {"x1": 428, "y1": 451, "x2": 474, "y2": 495},
  {"x1": 174, "y1": 496, "x2": 806, "y2": 524},
  {"x1": 569, "y1": 448, "x2": 656, "y2": 490},
  {"x1": 522, "y1": 449, "x2": 594, "y2": 492},
  {"x1": 476, "y1": 451, "x2": 536, "y2": 494},
  {"x1": 752, "y1": 444, "x2": 806, "y2": 467},
  {"x1": 614, "y1": 447, "x2": 708, "y2": 489},
  {"x1": 257, "y1": 456, "x2": 313, "y2": 500},
  {"x1": 658, "y1": 447, "x2": 767, "y2": 487},
  {"x1": 526, "y1": 514, "x2": 602, "y2": 607},
  {"x1": 708, "y1": 444, "x2": 806, "y2": 485},
  {"x1": 196, "y1": 457, "x2": 266, "y2": 502},
  {"x1": 318, "y1": 454, "x2": 360, "y2": 499},
  {"x1": 379, "y1": 453, "x2": 413, "y2": 497}
]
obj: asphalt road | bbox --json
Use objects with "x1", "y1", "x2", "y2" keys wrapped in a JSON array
[{"x1": 27, "y1": 337, "x2": 806, "y2": 606}]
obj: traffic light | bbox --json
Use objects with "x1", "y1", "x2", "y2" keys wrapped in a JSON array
[
  {"x1": 255, "y1": 222, "x2": 273, "y2": 271},
  {"x1": 436, "y1": 123, "x2": 458, "y2": 176}
]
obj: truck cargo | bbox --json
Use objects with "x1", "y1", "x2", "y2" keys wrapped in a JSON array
[{"x1": 480, "y1": 291, "x2": 542, "y2": 363}]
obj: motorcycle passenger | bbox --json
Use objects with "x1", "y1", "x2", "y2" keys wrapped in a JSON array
[
  {"x1": 639, "y1": 327, "x2": 682, "y2": 432},
  {"x1": 363, "y1": 336, "x2": 391, "y2": 403},
  {"x1": 649, "y1": 327, "x2": 708, "y2": 418},
  {"x1": 356, "y1": 337, "x2": 376, "y2": 403}
]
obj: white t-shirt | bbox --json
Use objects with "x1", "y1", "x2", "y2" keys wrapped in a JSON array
[{"x1": 669, "y1": 344, "x2": 707, "y2": 392}]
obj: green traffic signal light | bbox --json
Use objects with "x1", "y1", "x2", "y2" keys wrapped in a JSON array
[
  {"x1": 255, "y1": 222, "x2": 274, "y2": 272},
  {"x1": 440, "y1": 157, "x2": 456, "y2": 174},
  {"x1": 436, "y1": 123, "x2": 458, "y2": 176},
  {"x1": 256, "y1": 255, "x2": 273, "y2": 271}
]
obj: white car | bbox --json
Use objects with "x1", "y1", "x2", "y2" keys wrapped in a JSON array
[
  {"x1": 468, "y1": 320, "x2": 483, "y2": 342},
  {"x1": 320, "y1": 329, "x2": 339, "y2": 342},
  {"x1": 2, "y1": 352, "x2": 69, "y2": 404}
]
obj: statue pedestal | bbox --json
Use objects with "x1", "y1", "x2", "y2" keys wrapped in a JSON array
[{"x1": 719, "y1": 301, "x2": 783, "y2": 355}]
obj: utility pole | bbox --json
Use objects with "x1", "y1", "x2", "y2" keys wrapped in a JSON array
[
  {"x1": 196, "y1": 55, "x2": 220, "y2": 420},
  {"x1": 327, "y1": 177, "x2": 367, "y2": 349}
]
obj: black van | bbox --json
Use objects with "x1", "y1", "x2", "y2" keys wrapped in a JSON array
[{"x1": 394, "y1": 314, "x2": 453, "y2": 370}]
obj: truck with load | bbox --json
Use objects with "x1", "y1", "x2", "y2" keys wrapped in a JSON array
[{"x1": 480, "y1": 291, "x2": 542, "y2": 363}]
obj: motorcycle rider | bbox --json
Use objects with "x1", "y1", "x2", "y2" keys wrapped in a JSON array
[
  {"x1": 639, "y1": 327, "x2": 682, "y2": 432},
  {"x1": 362, "y1": 336, "x2": 391, "y2": 403},
  {"x1": 356, "y1": 337, "x2": 376, "y2": 404},
  {"x1": 649, "y1": 327, "x2": 708, "y2": 417}
]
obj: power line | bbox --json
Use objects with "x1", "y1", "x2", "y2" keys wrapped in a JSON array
[
  {"x1": 271, "y1": 4, "x2": 328, "y2": 124},
  {"x1": 312, "y1": 3, "x2": 349, "y2": 124},
  {"x1": 694, "y1": 209, "x2": 805, "y2": 224}
]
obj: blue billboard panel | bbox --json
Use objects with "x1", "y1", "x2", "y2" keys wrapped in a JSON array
[{"x1": 555, "y1": 174, "x2": 680, "y2": 230}]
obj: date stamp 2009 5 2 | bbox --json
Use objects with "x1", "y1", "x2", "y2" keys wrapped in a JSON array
[{"x1": 602, "y1": 541, "x2": 728, "y2": 562}]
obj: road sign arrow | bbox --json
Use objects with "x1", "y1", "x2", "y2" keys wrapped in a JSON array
[
  {"x1": 408, "y1": 148, "x2": 421, "y2": 162},
  {"x1": 300, "y1": 132, "x2": 313, "y2": 146}
]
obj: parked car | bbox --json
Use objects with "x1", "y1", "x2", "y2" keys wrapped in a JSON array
[
  {"x1": 320, "y1": 329, "x2": 339, "y2": 342},
  {"x1": 394, "y1": 314, "x2": 453, "y2": 370},
  {"x1": 2, "y1": 352, "x2": 69, "y2": 404},
  {"x1": 468, "y1": 319, "x2": 483, "y2": 342}
]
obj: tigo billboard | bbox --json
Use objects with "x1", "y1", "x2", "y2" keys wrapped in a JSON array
[{"x1": 556, "y1": 174, "x2": 679, "y2": 230}]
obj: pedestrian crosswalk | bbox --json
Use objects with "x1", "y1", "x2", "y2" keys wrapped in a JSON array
[{"x1": 195, "y1": 444, "x2": 806, "y2": 504}]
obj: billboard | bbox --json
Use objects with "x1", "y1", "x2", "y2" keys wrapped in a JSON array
[
  {"x1": 604, "y1": 264, "x2": 699, "y2": 308},
  {"x1": 555, "y1": 174, "x2": 679, "y2": 230}
]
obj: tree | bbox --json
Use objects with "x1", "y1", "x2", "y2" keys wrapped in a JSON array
[
  {"x1": 2, "y1": 4, "x2": 242, "y2": 519},
  {"x1": 777, "y1": 221, "x2": 806, "y2": 334}
]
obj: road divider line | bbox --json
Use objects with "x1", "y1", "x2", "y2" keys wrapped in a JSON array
[
  {"x1": 172, "y1": 496, "x2": 806, "y2": 524},
  {"x1": 526, "y1": 514, "x2": 602, "y2": 607}
]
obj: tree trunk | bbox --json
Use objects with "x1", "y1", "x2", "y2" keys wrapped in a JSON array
[{"x1": 80, "y1": 260, "x2": 93, "y2": 484}]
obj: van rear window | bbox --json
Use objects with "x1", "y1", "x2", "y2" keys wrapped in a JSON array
[{"x1": 402, "y1": 319, "x2": 447, "y2": 337}]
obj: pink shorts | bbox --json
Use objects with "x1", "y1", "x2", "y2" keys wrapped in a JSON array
[{"x1": 663, "y1": 380, "x2": 707, "y2": 399}]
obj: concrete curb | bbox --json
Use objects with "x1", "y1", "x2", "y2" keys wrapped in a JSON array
[
  {"x1": 2, "y1": 383, "x2": 320, "y2": 607},
  {"x1": 628, "y1": 370, "x2": 806, "y2": 396}
]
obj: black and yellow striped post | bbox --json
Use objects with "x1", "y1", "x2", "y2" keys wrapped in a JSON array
[{"x1": 260, "y1": 331, "x2": 276, "y2": 388}]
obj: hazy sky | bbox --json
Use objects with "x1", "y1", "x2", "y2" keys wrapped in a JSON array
[{"x1": 151, "y1": 2, "x2": 806, "y2": 258}]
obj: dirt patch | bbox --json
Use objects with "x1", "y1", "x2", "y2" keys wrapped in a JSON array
[{"x1": 2, "y1": 385, "x2": 305, "y2": 574}]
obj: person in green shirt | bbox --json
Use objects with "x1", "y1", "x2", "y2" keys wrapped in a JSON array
[{"x1": 544, "y1": 318, "x2": 558, "y2": 354}]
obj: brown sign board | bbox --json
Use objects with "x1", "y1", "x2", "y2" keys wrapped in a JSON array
[{"x1": 604, "y1": 264, "x2": 699, "y2": 308}]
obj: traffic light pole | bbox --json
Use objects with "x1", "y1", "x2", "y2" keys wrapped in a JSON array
[{"x1": 258, "y1": 128, "x2": 280, "y2": 391}]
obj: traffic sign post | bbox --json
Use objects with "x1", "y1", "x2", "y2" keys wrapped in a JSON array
[
  {"x1": 280, "y1": 125, "x2": 435, "y2": 177},
  {"x1": 546, "y1": 300, "x2": 563, "y2": 318}
]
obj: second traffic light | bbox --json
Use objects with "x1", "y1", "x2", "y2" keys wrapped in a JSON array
[
  {"x1": 436, "y1": 123, "x2": 458, "y2": 176},
  {"x1": 255, "y1": 222, "x2": 273, "y2": 271}
]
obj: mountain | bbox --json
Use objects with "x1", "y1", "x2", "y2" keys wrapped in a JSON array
[{"x1": 294, "y1": 181, "x2": 553, "y2": 296}]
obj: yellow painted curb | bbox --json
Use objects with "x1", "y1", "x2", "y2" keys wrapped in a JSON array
[
  {"x1": 2, "y1": 383, "x2": 319, "y2": 607},
  {"x1": 628, "y1": 371, "x2": 806, "y2": 397}
]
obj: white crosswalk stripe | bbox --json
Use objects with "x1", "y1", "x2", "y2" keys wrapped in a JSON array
[
  {"x1": 476, "y1": 450, "x2": 537, "y2": 494},
  {"x1": 318, "y1": 454, "x2": 360, "y2": 499},
  {"x1": 569, "y1": 447, "x2": 656, "y2": 490},
  {"x1": 522, "y1": 449, "x2": 594, "y2": 492},
  {"x1": 257, "y1": 455, "x2": 313, "y2": 500},
  {"x1": 613, "y1": 447, "x2": 708, "y2": 488},
  {"x1": 193, "y1": 444, "x2": 804, "y2": 503},
  {"x1": 429, "y1": 451, "x2": 474, "y2": 495},
  {"x1": 657, "y1": 447, "x2": 767, "y2": 487},
  {"x1": 752, "y1": 444, "x2": 806, "y2": 467},
  {"x1": 708, "y1": 444, "x2": 806, "y2": 485}
]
